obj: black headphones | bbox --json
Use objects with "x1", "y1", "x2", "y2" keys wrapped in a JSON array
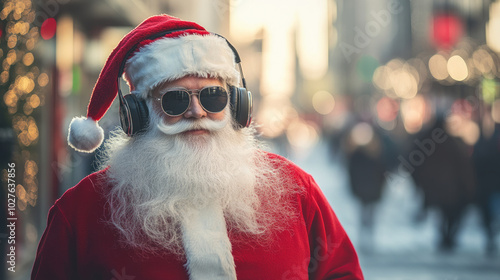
[{"x1": 117, "y1": 29, "x2": 252, "y2": 136}]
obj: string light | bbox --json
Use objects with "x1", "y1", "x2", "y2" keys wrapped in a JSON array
[{"x1": 1, "y1": 0, "x2": 42, "y2": 211}]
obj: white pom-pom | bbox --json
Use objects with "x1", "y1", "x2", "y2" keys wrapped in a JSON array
[{"x1": 67, "y1": 116, "x2": 104, "y2": 153}]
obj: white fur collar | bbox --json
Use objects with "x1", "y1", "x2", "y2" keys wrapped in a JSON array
[{"x1": 181, "y1": 202, "x2": 237, "y2": 280}]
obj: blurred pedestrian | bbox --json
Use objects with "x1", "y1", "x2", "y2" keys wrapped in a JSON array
[
  {"x1": 344, "y1": 121, "x2": 388, "y2": 253},
  {"x1": 410, "y1": 119, "x2": 475, "y2": 251},
  {"x1": 472, "y1": 122, "x2": 500, "y2": 255}
]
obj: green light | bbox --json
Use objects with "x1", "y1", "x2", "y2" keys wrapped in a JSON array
[
  {"x1": 72, "y1": 64, "x2": 81, "y2": 94},
  {"x1": 356, "y1": 55, "x2": 379, "y2": 83},
  {"x1": 482, "y1": 78, "x2": 498, "y2": 104}
]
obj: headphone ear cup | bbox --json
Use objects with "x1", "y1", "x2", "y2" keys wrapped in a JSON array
[
  {"x1": 135, "y1": 97, "x2": 149, "y2": 133},
  {"x1": 119, "y1": 94, "x2": 149, "y2": 136},
  {"x1": 229, "y1": 86, "x2": 252, "y2": 128},
  {"x1": 119, "y1": 99, "x2": 131, "y2": 136}
]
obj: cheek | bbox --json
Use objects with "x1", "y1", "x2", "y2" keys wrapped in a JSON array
[
  {"x1": 209, "y1": 110, "x2": 228, "y2": 121},
  {"x1": 152, "y1": 100, "x2": 162, "y2": 114}
]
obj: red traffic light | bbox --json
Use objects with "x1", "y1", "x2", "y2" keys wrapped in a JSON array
[
  {"x1": 41, "y1": 18, "x2": 57, "y2": 40},
  {"x1": 431, "y1": 13, "x2": 464, "y2": 50}
]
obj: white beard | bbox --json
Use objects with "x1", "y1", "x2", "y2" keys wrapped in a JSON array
[{"x1": 101, "y1": 109, "x2": 297, "y2": 256}]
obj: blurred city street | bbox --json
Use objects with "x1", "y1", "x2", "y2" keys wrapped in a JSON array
[
  {"x1": 2, "y1": 0, "x2": 500, "y2": 279},
  {"x1": 289, "y1": 140, "x2": 500, "y2": 280}
]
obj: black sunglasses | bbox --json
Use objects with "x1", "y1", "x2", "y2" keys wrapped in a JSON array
[{"x1": 157, "y1": 86, "x2": 229, "y2": 117}]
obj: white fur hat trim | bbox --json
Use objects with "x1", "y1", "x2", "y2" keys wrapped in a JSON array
[{"x1": 124, "y1": 34, "x2": 240, "y2": 98}]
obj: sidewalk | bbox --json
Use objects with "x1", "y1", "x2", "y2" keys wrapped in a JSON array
[{"x1": 359, "y1": 251, "x2": 500, "y2": 280}]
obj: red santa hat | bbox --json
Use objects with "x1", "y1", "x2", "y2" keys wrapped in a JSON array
[{"x1": 68, "y1": 14, "x2": 240, "y2": 153}]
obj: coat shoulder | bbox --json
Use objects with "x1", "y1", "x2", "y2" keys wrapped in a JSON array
[
  {"x1": 54, "y1": 169, "x2": 109, "y2": 212},
  {"x1": 262, "y1": 151, "x2": 310, "y2": 177},
  {"x1": 261, "y1": 151, "x2": 316, "y2": 194}
]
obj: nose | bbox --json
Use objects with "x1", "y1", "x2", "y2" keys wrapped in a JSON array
[{"x1": 183, "y1": 95, "x2": 207, "y2": 119}]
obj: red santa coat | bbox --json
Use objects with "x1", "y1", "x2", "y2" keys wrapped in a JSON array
[{"x1": 32, "y1": 154, "x2": 363, "y2": 280}]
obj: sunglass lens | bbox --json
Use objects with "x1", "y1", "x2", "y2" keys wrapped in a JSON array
[
  {"x1": 162, "y1": 90, "x2": 190, "y2": 116},
  {"x1": 200, "y1": 87, "x2": 228, "y2": 113}
]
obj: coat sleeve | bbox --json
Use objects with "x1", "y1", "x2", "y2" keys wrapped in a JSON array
[
  {"x1": 304, "y1": 175, "x2": 364, "y2": 280},
  {"x1": 31, "y1": 203, "x2": 76, "y2": 280}
]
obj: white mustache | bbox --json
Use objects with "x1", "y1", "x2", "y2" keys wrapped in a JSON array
[{"x1": 156, "y1": 116, "x2": 229, "y2": 135}]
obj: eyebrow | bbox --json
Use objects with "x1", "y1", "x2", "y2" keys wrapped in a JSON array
[
  {"x1": 149, "y1": 86, "x2": 183, "y2": 97},
  {"x1": 162, "y1": 86, "x2": 188, "y2": 91}
]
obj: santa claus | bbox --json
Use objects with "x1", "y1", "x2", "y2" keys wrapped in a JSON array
[{"x1": 32, "y1": 14, "x2": 363, "y2": 280}]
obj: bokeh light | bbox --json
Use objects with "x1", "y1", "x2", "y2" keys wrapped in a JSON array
[
  {"x1": 482, "y1": 77, "x2": 498, "y2": 104},
  {"x1": 447, "y1": 113, "x2": 480, "y2": 145},
  {"x1": 429, "y1": 53, "x2": 449, "y2": 80},
  {"x1": 431, "y1": 13, "x2": 464, "y2": 50},
  {"x1": 286, "y1": 118, "x2": 319, "y2": 149},
  {"x1": 7, "y1": 34, "x2": 17, "y2": 48},
  {"x1": 473, "y1": 48, "x2": 495, "y2": 75},
  {"x1": 491, "y1": 99, "x2": 500, "y2": 123},
  {"x1": 350, "y1": 122, "x2": 374, "y2": 146},
  {"x1": 373, "y1": 59, "x2": 421, "y2": 100},
  {"x1": 391, "y1": 67, "x2": 419, "y2": 99},
  {"x1": 23, "y1": 52, "x2": 34, "y2": 66},
  {"x1": 447, "y1": 55, "x2": 469, "y2": 81},
  {"x1": 373, "y1": 65, "x2": 393, "y2": 91},
  {"x1": 376, "y1": 97, "x2": 399, "y2": 122},
  {"x1": 312, "y1": 90, "x2": 335, "y2": 115},
  {"x1": 37, "y1": 72, "x2": 49, "y2": 87},
  {"x1": 40, "y1": 18, "x2": 56, "y2": 40},
  {"x1": 400, "y1": 95, "x2": 428, "y2": 134}
]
